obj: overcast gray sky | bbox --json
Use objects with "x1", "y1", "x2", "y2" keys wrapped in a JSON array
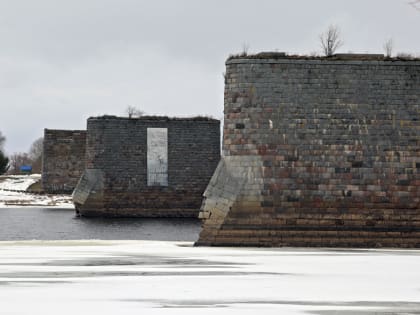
[{"x1": 1, "y1": 0, "x2": 419, "y2": 154}]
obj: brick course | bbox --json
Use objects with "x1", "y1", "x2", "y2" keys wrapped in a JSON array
[{"x1": 42, "y1": 129, "x2": 86, "y2": 194}]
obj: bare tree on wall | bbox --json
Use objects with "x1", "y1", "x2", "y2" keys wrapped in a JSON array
[
  {"x1": 319, "y1": 24, "x2": 343, "y2": 56},
  {"x1": 383, "y1": 38, "x2": 394, "y2": 57},
  {"x1": 126, "y1": 106, "x2": 144, "y2": 118}
]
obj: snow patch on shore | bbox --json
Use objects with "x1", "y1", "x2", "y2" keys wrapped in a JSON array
[
  {"x1": 0, "y1": 174, "x2": 41, "y2": 191},
  {"x1": 0, "y1": 175, "x2": 73, "y2": 208}
]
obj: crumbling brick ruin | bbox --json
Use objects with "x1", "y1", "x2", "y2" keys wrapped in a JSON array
[
  {"x1": 196, "y1": 53, "x2": 420, "y2": 247},
  {"x1": 73, "y1": 116, "x2": 220, "y2": 217},
  {"x1": 42, "y1": 129, "x2": 87, "y2": 194}
]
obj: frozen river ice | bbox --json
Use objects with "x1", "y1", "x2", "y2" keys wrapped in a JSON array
[
  {"x1": 1, "y1": 240, "x2": 420, "y2": 314},
  {"x1": 1, "y1": 207, "x2": 420, "y2": 314}
]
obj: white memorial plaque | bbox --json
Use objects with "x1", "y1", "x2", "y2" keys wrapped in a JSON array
[{"x1": 147, "y1": 128, "x2": 168, "y2": 186}]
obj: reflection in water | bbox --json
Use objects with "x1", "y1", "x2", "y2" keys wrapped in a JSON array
[{"x1": 0, "y1": 207, "x2": 201, "y2": 241}]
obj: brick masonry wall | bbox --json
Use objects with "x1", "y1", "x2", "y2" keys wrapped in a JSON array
[
  {"x1": 42, "y1": 129, "x2": 86, "y2": 194},
  {"x1": 196, "y1": 55, "x2": 420, "y2": 247},
  {"x1": 73, "y1": 116, "x2": 220, "y2": 217}
]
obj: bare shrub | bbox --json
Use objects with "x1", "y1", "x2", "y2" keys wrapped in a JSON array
[
  {"x1": 126, "y1": 106, "x2": 144, "y2": 118},
  {"x1": 383, "y1": 39, "x2": 394, "y2": 57},
  {"x1": 319, "y1": 24, "x2": 343, "y2": 56}
]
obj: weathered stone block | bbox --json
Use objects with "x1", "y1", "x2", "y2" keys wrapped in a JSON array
[{"x1": 42, "y1": 129, "x2": 86, "y2": 194}]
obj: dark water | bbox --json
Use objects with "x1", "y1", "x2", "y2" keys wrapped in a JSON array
[{"x1": 0, "y1": 208, "x2": 201, "y2": 241}]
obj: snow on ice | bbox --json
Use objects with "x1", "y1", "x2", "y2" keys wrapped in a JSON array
[{"x1": 0, "y1": 241, "x2": 420, "y2": 314}]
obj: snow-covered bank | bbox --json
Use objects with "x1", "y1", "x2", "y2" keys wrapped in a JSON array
[
  {"x1": 0, "y1": 174, "x2": 41, "y2": 191},
  {"x1": 1, "y1": 240, "x2": 420, "y2": 314},
  {"x1": 0, "y1": 174, "x2": 73, "y2": 208}
]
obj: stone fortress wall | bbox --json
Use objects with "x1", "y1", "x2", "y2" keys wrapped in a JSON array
[
  {"x1": 73, "y1": 116, "x2": 220, "y2": 217},
  {"x1": 197, "y1": 53, "x2": 420, "y2": 247},
  {"x1": 42, "y1": 129, "x2": 87, "y2": 194}
]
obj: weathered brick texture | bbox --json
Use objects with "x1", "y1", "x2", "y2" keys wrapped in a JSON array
[
  {"x1": 196, "y1": 54, "x2": 420, "y2": 248},
  {"x1": 42, "y1": 129, "x2": 86, "y2": 194},
  {"x1": 73, "y1": 116, "x2": 220, "y2": 217}
]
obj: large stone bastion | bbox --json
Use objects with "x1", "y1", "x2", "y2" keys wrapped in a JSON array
[
  {"x1": 196, "y1": 53, "x2": 420, "y2": 247},
  {"x1": 73, "y1": 116, "x2": 220, "y2": 217}
]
